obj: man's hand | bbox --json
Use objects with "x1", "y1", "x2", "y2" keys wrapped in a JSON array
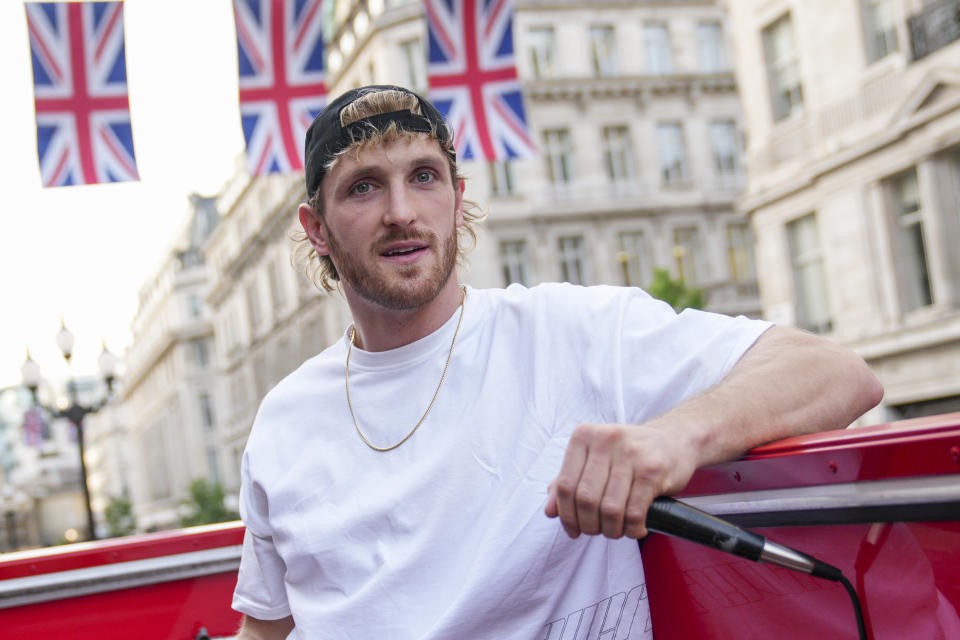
[
  {"x1": 544, "y1": 326, "x2": 883, "y2": 541},
  {"x1": 545, "y1": 421, "x2": 695, "y2": 539}
]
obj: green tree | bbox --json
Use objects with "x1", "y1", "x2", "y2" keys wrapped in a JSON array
[
  {"x1": 105, "y1": 495, "x2": 136, "y2": 537},
  {"x1": 647, "y1": 267, "x2": 705, "y2": 311},
  {"x1": 180, "y1": 478, "x2": 239, "y2": 527}
]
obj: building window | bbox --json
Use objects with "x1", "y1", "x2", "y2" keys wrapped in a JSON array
[
  {"x1": 672, "y1": 227, "x2": 702, "y2": 285},
  {"x1": 245, "y1": 281, "x2": 262, "y2": 332},
  {"x1": 527, "y1": 27, "x2": 556, "y2": 79},
  {"x1": 267, "y1": 260, "x2": 287, "y2": 311},
  {"x1": 146, "y1": 422, "x2": 171, "y2": 500},
  {"x1": 887, "y1": 169, "x2": 933, "y2": 311},
  {"x1": 191, "y1": 338, "x2": 210, "y2": 368},
  {"x1": 617, "y1": 231, "x2": 649, "y2": 287},
  {"x1": 399, "y1": 38, "x2": 426, "y2": 92},
  {"x1": 268, "y1": 258, "x2": 286, "y2": 310},
  {"x1": 499, "y1": 240, "x2": 529, "y2": 286},
  {"x1": 489, "y1": 160, "x2": 515, "y2": 196},
  {"x1": 710, "y1": 120, "x2": 740, "y2": 177},
  {"x1": 727, "y1": 223, "x2": 756, "y2": 282},
  {"x1": 207, "y1": 446, "x2": 220, "y2": 484},
  {"x1": 643, "y1": 23, "x2": 673, "y2": 74},
  {"x1": 762, "y1": 13, "x2": 804, "y2": 122},
  {"x1": 697, "y1": 21, "x2": 728, "y2": 72},
  {"x1": 787, "y1": 214, "x2": 832, "y2": 333},
  {"x1": 589, "y1": 25, "x2": 618, "y2": 76},
  {"x1": 558, "y1": 235, "x2": 586, "y2": 285},
  {"x1": 657, "y1": 123, "x2": 688, "y2": 184},
  {"x1": 199, "y1": 393, "x2": 216, "y2": 429},
  {"x1": 861, "y1": 0, "x2": 899, "y2": 63},
  {"x1": 187, "y1": 294, "x2": 202, "y2": 318},
  {"x1": 229, "y1": 371, "x2": 248, "y2": 413},
  {"x1": 543, "y1": 128, "x2": 573, "y2": 185},
  {"x1": 602, "y1": 126, "x2": 635, "y2": 183}
]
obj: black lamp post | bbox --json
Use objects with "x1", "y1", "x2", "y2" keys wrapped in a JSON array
[{"x1": 20, "y1": 320, "x2": 117, "y2": 542}]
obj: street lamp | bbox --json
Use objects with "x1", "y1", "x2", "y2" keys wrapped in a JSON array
[{"x1": 20, "y1": 320, "x2": 118, "y2": 541}]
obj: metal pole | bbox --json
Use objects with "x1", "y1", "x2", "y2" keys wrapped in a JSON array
[
  {"x1": 75, "y1": 416, "x2": 96, "y2": 541},
  {"x1": 63, "y1": 402, "x2": 97, "y2": 541}
]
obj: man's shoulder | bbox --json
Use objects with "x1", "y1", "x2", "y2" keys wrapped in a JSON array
[
  {"x1": 470, "y1": 283, "x2": 661, "y2": 342},
  {"x1": 253, "y1": 338, "x2": 345, "y2": 423},
  {"x1": 481, "y1": 282, "x2": 655, "y2": 321},
  {"x1": 484, "y1": 282, "x2": 649, "y2": 306}
]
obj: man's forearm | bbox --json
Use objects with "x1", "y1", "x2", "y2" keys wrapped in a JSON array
[
  {"x1": 546, "y1": 324, "x2": 884, "y2": 539},
  {"x1": 236, "y1": 614, "x2": 295, "y2": 640},
  {"x1": 659, "y1": 324, "x2": 884, "y2": 470}
]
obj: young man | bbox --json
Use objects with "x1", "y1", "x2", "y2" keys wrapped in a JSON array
[{"x1": 232, "y1": 85, "x2": 882, "y2": 640}]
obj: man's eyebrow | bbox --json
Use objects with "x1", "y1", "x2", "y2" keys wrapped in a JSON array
[{"x1": 406, "y1": 155, "x2": 447, "y2": 168}]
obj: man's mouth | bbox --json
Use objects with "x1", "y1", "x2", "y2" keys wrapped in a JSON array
[{"x1": 380, "y1": 242, "x2": 429, "y2": 259}]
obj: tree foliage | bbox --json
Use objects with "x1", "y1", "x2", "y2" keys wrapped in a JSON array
[
  {"x1": 180, "y1": 478, "x2": 239, "y2": 528},
  {"x1": 647, "y1": 267, "x2": 705, "y2": 311},
  {"x1": 105, "y1": 495, "x2": 136, "y2": 537}
]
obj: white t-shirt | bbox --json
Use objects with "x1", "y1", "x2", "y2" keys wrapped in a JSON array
[{"x1": 232, "y1": 283, "x2": 771, "y2": 639}]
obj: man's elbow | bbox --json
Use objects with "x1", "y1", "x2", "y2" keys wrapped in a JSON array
[
  {"x1": 859, "y1": 359, "x2": 885, "y2": 413},
  {"x1": 839, "y1": 346, "x2": 884, "y2": 419}
]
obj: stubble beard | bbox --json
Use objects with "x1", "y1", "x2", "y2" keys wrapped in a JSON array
[{"x1": 326, "y1": 222, "x2": 459, "y2": 311}]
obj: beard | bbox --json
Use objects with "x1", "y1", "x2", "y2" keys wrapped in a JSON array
[{"x1": 325, "y1": 222, "x2": 459, "y2": 311}]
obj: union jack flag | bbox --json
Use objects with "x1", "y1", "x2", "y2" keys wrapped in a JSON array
[
  {"x1": 25, "y1": 1, "x2": 139, "y2": 187},
  {"x1": 426, "y1": 0, "x2": 535, "y2": 161},
  {"x1": 233, "y1": 0, "x2": 326, "y2": 177},
  {"x1": 21, "y1": 407, "x2": 50, "y2": 447}
]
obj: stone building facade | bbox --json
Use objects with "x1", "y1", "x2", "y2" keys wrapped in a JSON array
[
  {"x1": 323, "y1": 0, "x2": 761, "y2": 317},
  {"x1": 724, "y1": 0, "x2": 960, "y2": 422},
  {"x1": 119, "y1": 196, "x2": 224, "y2": 530},
  {"x1": 120, "y1": 1, "x2": 765, "y2": 514}
]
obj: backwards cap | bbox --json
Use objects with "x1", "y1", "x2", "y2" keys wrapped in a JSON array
[{"x1": 303, "y1": 85, "x2": 454, "y2": 198}]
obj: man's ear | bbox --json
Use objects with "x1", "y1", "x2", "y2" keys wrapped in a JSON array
[
  {"x1": 299, "y1": 203, "x2": 330, "y2": 256},
  {"x1": 454, "y1": 179, "x2": 466, "y2": 228}
]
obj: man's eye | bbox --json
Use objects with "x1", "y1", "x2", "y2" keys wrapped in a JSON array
[
  {"x1": 415, "y1": 171, "x2": 435, "y2": 183},
  {"x1": 351, "y1": 182, "x2": 372, "y2": 194}
]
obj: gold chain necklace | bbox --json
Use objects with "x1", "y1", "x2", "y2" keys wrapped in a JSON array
[{"x1": 345, "y1": 286, "x2": 466, "y2": 452}]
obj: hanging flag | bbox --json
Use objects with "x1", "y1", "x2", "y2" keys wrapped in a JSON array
[
  {"x1": 233, "y1": 0, "x2": 326, "y2": 177},
  {"x1": 25, "y1": 1, "x2": 139, "y2": 187},
  {"x1": 21, "y1": 407, "x2": 50, "y2": 447},
  {"x1": 426, "y1": 0, "x2": 535, "y2": 161}
]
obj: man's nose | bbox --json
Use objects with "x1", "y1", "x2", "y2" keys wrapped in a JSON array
[{"x1": 383, "y1": 184, "x2": 417, "y2": 227}]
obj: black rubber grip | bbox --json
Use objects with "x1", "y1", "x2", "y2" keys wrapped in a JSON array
[{"x1": 646, "y1": 496, "x2": 766, "y2": 561}]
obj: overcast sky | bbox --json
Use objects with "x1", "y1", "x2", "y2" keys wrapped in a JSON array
[{"x1": 0, "y1": 0, "x2": 246, "y2": 389}]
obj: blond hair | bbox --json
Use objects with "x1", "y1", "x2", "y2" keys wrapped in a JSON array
[{"x1": 292, "y1": 88, "x2": 484, "y2": 292}]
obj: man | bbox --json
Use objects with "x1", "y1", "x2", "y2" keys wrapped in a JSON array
[{"x1": 232, "y1": 85, "x2": 882, "y2": 640}]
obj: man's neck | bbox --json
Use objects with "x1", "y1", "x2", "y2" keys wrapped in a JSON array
[{"x1": 344, "y1": 277, "x2": 464, "y2": 352}]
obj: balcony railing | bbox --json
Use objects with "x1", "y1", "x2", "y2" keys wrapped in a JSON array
[{"x1": 909, "y1": 0, "x2": 960, "y2": 60}]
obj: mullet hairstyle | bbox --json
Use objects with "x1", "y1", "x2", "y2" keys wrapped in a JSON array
[{"x1": 292, "y1": 88, "x2": 485, "y2": 292}]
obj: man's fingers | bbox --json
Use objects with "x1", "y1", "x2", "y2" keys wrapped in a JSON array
[
  {"x1": 545, "y1": 480, "x2": 558, "y2": 518},
  {"x1": 553, "y1": 436, "x2": 588, "y2": 537},
  {"x1": 623, "y1": 481, "x2": 655, "y2": 539},
  {"x1": 599, "y1": 464, "x2": 633, "y2": 538},
  {"x1": 575, "y1": 451, "x2": 612, "y2": 536}
]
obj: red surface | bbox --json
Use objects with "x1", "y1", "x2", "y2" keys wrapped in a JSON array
[
  {"x1": 0, "y1": 523, "x2": 245, "y2": 639},
  {"x1": 1, "y1": 415, "x2": 958, "y2": 639},
  {"x1": 0, "y1": 521, "x2": 244, "y2": 580},
  {"x1": 683, "y1": 411, "x2": 960, "y2": 495},
  {"x1": 644, "y1": 521, "x2": 960, "y2": 640},
  {"x1": 0, "y1": 571, "x2": 242, "y2": 640},
  {"x1": 648, "y1": 412, "x2": 960, "y2": 640}
]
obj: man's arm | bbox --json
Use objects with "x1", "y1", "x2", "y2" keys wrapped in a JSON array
[
  {"x1": 545, "y1": 325, "x2": 884, "y2": 539},
  {"x1": 236, "y1": 614, "x2": 295, "y2": 640}
]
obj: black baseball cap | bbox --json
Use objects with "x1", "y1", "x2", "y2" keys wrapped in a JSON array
[{"x1": 304, "y1": 85, "x2": 454, "y2": 198}]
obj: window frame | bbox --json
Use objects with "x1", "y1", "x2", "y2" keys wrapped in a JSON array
[{"x1": 762, "y1": 13, "x2": 805, "y2": 122}]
